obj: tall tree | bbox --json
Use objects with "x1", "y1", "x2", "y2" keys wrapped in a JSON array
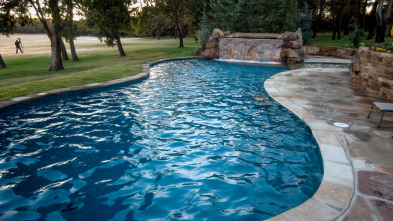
[
  {"x1": 26, "y1": 0, "x2": 64, "y2": 70},
  {"x1": 0, "y1": 0, "x2": 18, "y2": 68},
  {"x1": 208, "y1": 0, "x2": 237, "y2": 32},
  {"x1": 155, "y1": 0, "x2": 202, "y2": 48},
  {"x1": 366, "y1": 0, "x2": 378, "y2": 39},
  {"x1": 375, "y1": 0, "x2": 393, "y2": 42},
  {"x1": 80, "y1": 0, "x2": 132, "y2": 56},
  {"x1": 313, "y1": 0, "x2": 326, "y2": 38},
  {"x1": 64, "y1": 0, "x2": 79, "y2": 61}
]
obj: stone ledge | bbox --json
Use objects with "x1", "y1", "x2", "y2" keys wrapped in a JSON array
[{"x1": 265, "y1": 70, "x2": 355, "y2": 220}]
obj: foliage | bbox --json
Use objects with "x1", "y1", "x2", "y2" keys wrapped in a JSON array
[
  {"x1": 349, "y1": 23, "x2": 364, "y2": 48},
  {"x1": 208, "y1": 0, "x2": 297, "y2": 33},
  {"x1": 81, "y1": 0, "x2": 132, "y2": 48},
  {"x1": 208, "y1": 0, "x2": 237, "y2": 32},
  {"x1": 155, "y1": 0, "x2": 203, "y2": 48},
  {"x1": 371, "y1": 44, "x2": 393, "y2": 53},
  {"x1": 277, "y1": 0, "x2": 297, "y2": 32},
  {"x1": 131, "y1": 5, "x2": 171, "y2": 38},
  {"x1": 195, "y1": 1, "x2": 210, "y2": 51},
  {"x1": 299, "y1": 4, "x2": 313, "y2": 45}
]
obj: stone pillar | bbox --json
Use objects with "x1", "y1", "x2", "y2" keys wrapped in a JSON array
[
  {"x1": 198, "y1": 29, "x2": 224, "y2": 59},
  {"x1": 281, "y1": 28, "x2": 304, "y2": 63}
]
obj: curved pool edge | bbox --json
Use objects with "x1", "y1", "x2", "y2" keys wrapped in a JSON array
[
  {"x1": 0, "y1": 57, "x2": 199, "y2": 110},
  {"x1": 264, "y1": 68, "x2": 355, "y2": 221},
  {"x1": 0, "y1": 58, "x2": 355, "y2": 220}
]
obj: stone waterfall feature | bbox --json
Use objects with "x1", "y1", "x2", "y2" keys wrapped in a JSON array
[
  {"x1": 219, "y1": 38, "x2": 283, "y2": 62},
  {"x1": 199, "y1": 29, "x2": 304, "y2": 64}
]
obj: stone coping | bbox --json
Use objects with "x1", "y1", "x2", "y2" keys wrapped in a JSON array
[
  {"x1": 1, "y1": 57, "x2": 357, "y2": 220},
  {"x1": 264, "y1": 68, "x2": 355, "y2": 220}
]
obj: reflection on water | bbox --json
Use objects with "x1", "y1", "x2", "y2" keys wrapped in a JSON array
[{"x1": 0, "y1": 58, "x2": 323, "y2": 220}]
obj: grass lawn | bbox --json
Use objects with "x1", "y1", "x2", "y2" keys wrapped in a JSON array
[
  {"x1": 0, "y1": 37, "x2": 196, "y2": 101},
  {"x1": 1, "y1": 33, "x2": 392, "y2": 102},
  {"x1": 312, "y1": 32, "x2": 393, "y2": 47}
]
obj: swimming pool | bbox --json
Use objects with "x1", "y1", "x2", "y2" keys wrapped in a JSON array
[{"x1": 0, "y1": 58, "x2": 323, "y2": 220}]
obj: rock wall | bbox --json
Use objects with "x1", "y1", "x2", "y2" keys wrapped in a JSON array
[
  {"x1": 281, "y1": 29, "x2": 304, "y2": 63},
  {"x1": 350, "y1": 46, "x2": 393, "y2": 100},
  {"x1": 199, "y1": 28, "x2": 304, "y2": 63},
  {"x1": 304, "y1": 45, "x2": 357, "y2": 59},
  {"x1": 219, "y1": 38, "x2": 283, "y2": 62}
]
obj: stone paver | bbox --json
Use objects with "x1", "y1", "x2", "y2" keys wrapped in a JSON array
[{"x1": 266, "y1": 58, "x2": 393, "y2": 220}]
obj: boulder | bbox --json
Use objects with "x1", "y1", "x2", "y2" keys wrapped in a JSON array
[
  {"x1": 295, "y1": 28, "x2": 302, "y2": 45},
  {"x1": 350, "y1": 50, "x2": 361, "y2": 73},
  {"x1": 229, "y1": 32, "x2": 282, "y2": 39},
  {"x1": 205, "y1": 37, "x2": 219, "y2": 49},
  {"x1": 281, "y1": 32, "x2": 298, "y2": 41},
  {"x1": 284, "y1": 41, "x2": 302, "y2": 49},
  {"x1": 200, "y1": 48, "x2": 219, "y2": 59},
  {"x1": 212, "y1": 28, "x2": 225, "y2": 39},
  {"x1": 282, "y1": 48, "x2": 298, "y2": 58}
]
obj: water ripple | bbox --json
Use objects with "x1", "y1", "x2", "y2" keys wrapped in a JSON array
[{"x1": 0, "y1": 58, "x2": 322, "y2": 220}]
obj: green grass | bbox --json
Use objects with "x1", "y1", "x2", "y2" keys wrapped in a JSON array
[
  {"x1": 312, "y1": 32, "x2": 393, "y2": 47},
  {"x1": 0, "y1": 38, "x2": 195, "y2": 101},
  {"x1": 2, "y1": 34, "x2": 392, "y2": 102}
]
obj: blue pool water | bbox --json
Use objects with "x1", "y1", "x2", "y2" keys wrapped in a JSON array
[{"x1": 0, "y1": 58, "x2": 323, "y2": 220}]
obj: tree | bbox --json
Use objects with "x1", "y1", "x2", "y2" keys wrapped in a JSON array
[
  {"x1": 63, "y1": 0, "x2": 79, "y2": 61},
  {"x1": 155, "y1": 0, "x2": 203, "y2": 48},
  {"x1": 296, "y1": 4, "x2": 314, "y2": 45},
  {"x1": 208, "y1": 0, "x2": 237, "y2": 32},
  {"x1": 131, "y1": 5, "x2": 171, "y2": 39},
  {"x1": 209, "y1": 0, "x2": 297, "y2": 34},
  {"x1": 375, "y1": 0, "x2": 393, "y2": 43},
  {"x1": 0, "y1": 0, "x2": 17, "y2": 68},
  {"x1": 313, "y1": 0, "x2": 326, "y2": 38},
  {"x1": 28, "y1": 0, "x2": 65, "y2": 70},
  {"x1": 80, "y1": 0, "x2": 132, "y2": 56}
]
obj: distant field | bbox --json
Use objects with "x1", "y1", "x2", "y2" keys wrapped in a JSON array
[{"x1": 0, "y1": 34, "x2": 196, "y2": 101}]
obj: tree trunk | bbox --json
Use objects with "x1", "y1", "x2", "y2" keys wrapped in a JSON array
[
  {"x1": 49, "y1": 33, "x2": 65, "y2": 71},
  {"x1": 176, "y1": 21, "x2": 184, "y2": 48},
  {"x1": 336, "y1": 1, "x2": 344, "y2": 40},
  {"x1": 313, "y1": 0, "x2": 324, "y2": 38},
  {"x1": 375, "y1": 21, "x2": 386, "y2": 43},
  {"x1": 332, "y1": 22, "x2": 336, "y2": 40},
  {"x1": 70, "y1": 38, "x2": 79, "y2": 61},
  {"x1": 60, "y1": 38, "x2": 69, "y2": 60},
  {"x1": 66, "y1": 0, "x2": 79, "y2": 62},
  {"x1": 367, "y1": 1, "x2": 378, "y2": 39},
  {"x1": 0, "y1": 54, "x2": 6, "y2": 68},
  {"x1": 375, "y1": 0, "x2": 393, "y2": 43},
  {"x1": 361, "y1": 0, "x2": 368, "y2": 29},
  {"x1": 343, "y1": 14, "x2": 351, "y2": 35},
  {"x1": 116, "y1": 37, "x2": 126, "y2": 56},
  {"x1": 30, "y1": 0, "x2": 64, "y2": 71}
]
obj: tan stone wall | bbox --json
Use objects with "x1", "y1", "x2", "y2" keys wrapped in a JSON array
[
  {"x1": 350, "y1": 46, "x2": 393, "y2": 100},
  {"x1": 304, "y1": 45, "x2": 356, "y2": 59}
]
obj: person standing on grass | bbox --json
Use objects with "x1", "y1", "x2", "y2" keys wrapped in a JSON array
[
  {"x1": 18, "y1": 38, "x2": 24, "y2": 50},
  {"x1": 15, "y1": 39, "x2": 23, "y2": 54}
]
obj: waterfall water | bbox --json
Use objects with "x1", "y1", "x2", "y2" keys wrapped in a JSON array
[{"x1": 219, "y1": 38, "x2": 283, "y2": 63}]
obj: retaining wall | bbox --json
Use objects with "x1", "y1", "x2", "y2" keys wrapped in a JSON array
[
  {"x1": 304, "y1": 45, "x2": 356, "y2": 59},
  {"x1": 350, "y1": 46, "x2": 393, "y2": 100}
]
